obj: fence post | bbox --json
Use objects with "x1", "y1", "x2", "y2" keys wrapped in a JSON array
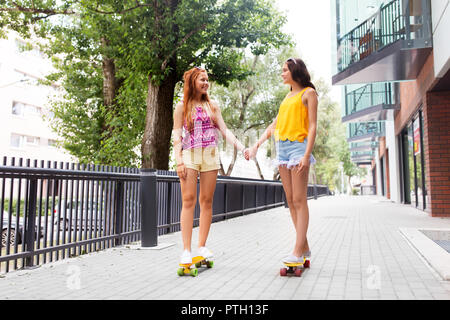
[
  {"x1": 25, "y1": 178, "x2": 37, "y2": 268},
  {"x1": 140, "y1": 169, "x2": 158, "y2": 247},
  {"x1": 223, "y1": 183, "x2": 228, "y2": 220},
  {"x1": 241, "y1": 184, "x2": 245, "y2": 216},
  {"x1": 114, "y1": 180, "x2": 124, "y2": 246}
]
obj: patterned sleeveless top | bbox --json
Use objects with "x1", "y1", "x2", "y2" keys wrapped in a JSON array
[{"x1": 182, "y1": 103, "x2": 219, "y2": 150}]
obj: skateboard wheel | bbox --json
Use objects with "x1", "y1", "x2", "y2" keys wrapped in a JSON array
[
  {"x1": 177, "y1": 268, "x2": 184, "y2": 276},
  {"x1": 304, "y1": 260, "x2": 310, "y2": 268},
  {"x1": 280, "y1": 268, "x2": 287, "y2": 277},
  {"x1": 294, "y1": 269, "x2": 302, "y2": 277},
  {"x1": 195, "y1": 262, "x2": 202, "y2": 268},
  {"x1": 190, "y1": 268, "x2": 198, "y2": 277},
  {"x1": 207, "y1": 261, "x2": 214, "y2": 268}
]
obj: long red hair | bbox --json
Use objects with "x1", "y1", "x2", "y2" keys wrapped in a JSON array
[{"x1": 183, "y1": 67, "x2": 216, "y2": 131}]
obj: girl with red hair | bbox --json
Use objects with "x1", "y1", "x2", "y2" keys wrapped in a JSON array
[{"x1": 172, "y1": 67, "x2": 245, "y2": 265}]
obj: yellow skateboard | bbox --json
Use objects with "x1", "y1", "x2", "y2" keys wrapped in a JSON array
[
  {"x1": 280, "y1": 258, "x2": 310, "y2": 277},
  {"x1": 177, "y1": 256, "x2": 214, "y2": 277}
]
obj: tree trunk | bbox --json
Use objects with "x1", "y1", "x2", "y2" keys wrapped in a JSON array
[
  {"x1": 141, "y1": 71, "x2": 177, "y2": 169},
  {"x1": 102, "y1": 58, "x2": 116, "y2": 107},
  {"x1": 273, "y1": 166, "x2": 280, "y2": 181},
  {"x1": 254, "y1": 158, "x2": 265, "y2": 180},
  {"x1": 225, "y1": 147, "x2": 238, "y2": 176},
  {"x1": 218, "y1": 156, "x2": 226, "y2": 176},
  {"x1": 348, "y1": 175, "x2": 352, "y2": 195}
]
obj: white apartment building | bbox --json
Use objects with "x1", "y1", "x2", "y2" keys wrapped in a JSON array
[{"x1": 0, "y1": 33, "x2": 73, "y2": 166}]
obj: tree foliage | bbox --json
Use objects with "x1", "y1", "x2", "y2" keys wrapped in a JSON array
[{"x1": 0, "y1": 0, "x2": 290, "y2": 168}]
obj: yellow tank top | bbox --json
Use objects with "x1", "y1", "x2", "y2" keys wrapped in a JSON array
[{"x1": 274, "y1": 87, "x2": 310, "y2": 143}]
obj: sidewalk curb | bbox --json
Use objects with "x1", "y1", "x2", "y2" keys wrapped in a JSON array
[{"x1": 399, "y1": 227, "x2": 450, "y2": 281}]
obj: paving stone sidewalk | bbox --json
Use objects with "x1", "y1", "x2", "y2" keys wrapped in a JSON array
[{"x1": 0, "y1": 195, "x2": 449, "y2": 300}]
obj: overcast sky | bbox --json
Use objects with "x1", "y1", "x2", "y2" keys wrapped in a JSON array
[{"x1": 275, "y1": 0, "x2": 341, "y2": 102}]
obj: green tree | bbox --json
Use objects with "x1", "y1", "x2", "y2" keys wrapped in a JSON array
[
  {"x1": 210, "y1": 45, "x2": 295, "y2": 178},
  {"x1": 1, "y1": 0, "x2": 289, "y2": 169}
]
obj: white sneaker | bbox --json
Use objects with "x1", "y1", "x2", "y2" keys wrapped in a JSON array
[
  {"x1": 180, "y1": 250, "x2": 192, "y2": 265},
  {"x1": 198, "y1": 246, "x2": 214, "y2": 259},
  {"x1": 282, "y1": 254, "x2": 304, "y2": 264}
]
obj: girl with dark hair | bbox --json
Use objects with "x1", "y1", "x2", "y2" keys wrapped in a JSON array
[
  {"x1": 245, "y1": 58, "x2": 318, "y2": 264},
  {"x1": 172, "y1": 67, "x2": 245, "y2": 265}
]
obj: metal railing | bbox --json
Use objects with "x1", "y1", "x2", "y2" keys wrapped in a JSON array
[
  {"x1": 0, "y1": 157, "x2": 331, "y2": 274},
  {"x1": 337, "y1": 0, "x2": 430, "y2": 72},
  {"x1": 345, "y1": 82, "x2": 395, "y2": 117},
  {"x1": 348, "y1": 122, "x2": 385, "y2": 141},
  {"x1": 349, "y1": 141, "x2": 379, "y2": 152}
]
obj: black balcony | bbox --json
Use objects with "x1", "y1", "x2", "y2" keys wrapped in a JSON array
[{"x1": 333, "y1": 0, "x2": 432, "y2": 85}]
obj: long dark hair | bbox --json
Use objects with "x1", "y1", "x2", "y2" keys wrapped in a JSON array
[{"x1": 286, "y1": 58, "x2": 316, "y2": 91}]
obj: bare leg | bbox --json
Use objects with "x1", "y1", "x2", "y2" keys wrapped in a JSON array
[
  {"x1": 279, "y1": 166, "x2": 296, "y2": 226},
  {"x1": 280, "y1": 166, "x2": 310, "y2": 256},
  {"x1": 290, "y1": 165, "x2": 310, "y2": 257},
  {"x1": 179, "y1": 168, "x2": 199, "y2": 251},
  {"x1": 198, "y1": 170, "x2": 218, "y2": 248}
]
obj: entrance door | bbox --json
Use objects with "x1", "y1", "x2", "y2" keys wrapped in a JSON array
[
  {"x1": 399, "y1": 127, "x2": 411, "y2": 204},
  {"x1": 380, "y1": 156, "x2": 385, "y2": 196},
  {"x1": 399, "y1": 110, "x2": 427, "y2": 209}
]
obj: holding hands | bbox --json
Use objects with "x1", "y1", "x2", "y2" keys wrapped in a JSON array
[{"x1": 243, "y1": 144, "x2": 258, "y2": 161}]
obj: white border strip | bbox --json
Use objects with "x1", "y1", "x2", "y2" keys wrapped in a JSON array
[{"x1": 399, "y1": 227, "x2": 450, "y2": 281}]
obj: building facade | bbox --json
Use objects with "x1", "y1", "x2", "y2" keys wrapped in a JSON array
[
  {"x1": 331, "y1": 0, "x2": 450, "y2": 217},
  {"x1": 0, "y1": 33, "x2": 73, "y2": 165}
]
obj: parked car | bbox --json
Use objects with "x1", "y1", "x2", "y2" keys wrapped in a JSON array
[
  {"x1": 2, "y1": 212, "x2": 44, "y2": 248},
  {"x1": 52, "y1": 201, "x2": 108, "y2": 232}
]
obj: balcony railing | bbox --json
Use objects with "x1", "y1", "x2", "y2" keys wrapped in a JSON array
[
  {"x1": 351, "y1": 151, "x2": 375, "y2": 160},
  {"x1": 335, "y1": 0, "x2": 432, "y2": 83},
  {"x1": 343, "y1": 82, "x2": 398, "y2": 122},
  {"x1": 349, "y1": 141, "x2": 379, "y2": 152},
  {"x1": 347, "y1": 121, "x2": 385, "y2": 142}
]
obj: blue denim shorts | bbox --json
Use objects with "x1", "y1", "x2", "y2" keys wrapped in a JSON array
[{"x1": 273, "y1": 139, "x2": 316, "y2": 169}]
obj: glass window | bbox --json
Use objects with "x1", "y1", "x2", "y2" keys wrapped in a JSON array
[
  {"x1": 25, "y1": 104, "x2": 41, "y2": 116},
  {"x1": 12, "y1": 101, "x2": 42, "y2": 117},
  {"x1": 420, "y1": 112, "x2": 427, "y2": 208},
  {"x1": 25, "y1": 136, "x2": 40, "y2": 146},
  {"x1": 48, "y1": 139, "x2": 57, "y2": 147},
  {"x1": 407, "y1": 122, "x2": 416, "y2": 206},
  {"x1": 413, "y1": 116, "x2": 423, "y2": 209},
  {"x1": 12, "y1": 102, "x2": 24, "y2": 116},
  {"x1": 10, "y1": 134, "x2": 23, "y2": 148},
  {"x1": 402, "y1": 109, "x2": 427, "y2": 210}
]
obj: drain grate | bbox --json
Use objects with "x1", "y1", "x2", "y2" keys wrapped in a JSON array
[{"x1": 434, "y1": 240, "x2": 450, "y2": 253}]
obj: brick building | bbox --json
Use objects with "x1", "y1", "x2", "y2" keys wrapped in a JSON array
[{"x1": 331, "y1": 0, "x2": 450, "y2": 217}]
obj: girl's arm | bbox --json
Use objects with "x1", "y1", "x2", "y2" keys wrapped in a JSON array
[
  {"x1": 212, "y1": 101, "x2": 245, "y2": 152},
  {"x1": 172, "y1": 102, "x2": 186, "y2": 179},
  {"x1": 298, "y1": 88, "x2": 318, "y2": 172},
  {"x1": 245, "y1": 117, "x2": 277, "y2": 160}
]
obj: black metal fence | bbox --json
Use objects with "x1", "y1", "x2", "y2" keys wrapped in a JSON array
[{"x1": 0, "y1": 157, "x2": 331, "y2": 274}]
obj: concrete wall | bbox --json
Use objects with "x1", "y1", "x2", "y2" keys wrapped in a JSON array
[{"x1": 432, "y1": 0, "x2": 450, "y2": 78}]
